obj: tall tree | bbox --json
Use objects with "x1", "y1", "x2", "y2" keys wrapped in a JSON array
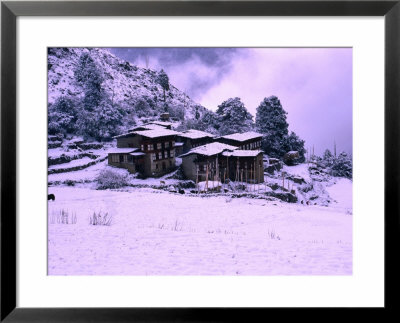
[
  {"x1": 74, "y1": 52, "x2": 104, "y2": 111},
  {"x1": 157, "y1": 69, "x2": 170, "y2": 103},
  {"x1": 255, "y1": 96, "x2": 290, "y2": 158},
  {"x1": 216, "y1": 97, "x2": 253, "y2": 135},
  {"x1": 284, "y1": 131, "x2": 306, "y2": 162},
  {"x1": 48, "y1": 96, "x2": 78, "y2": 136}
]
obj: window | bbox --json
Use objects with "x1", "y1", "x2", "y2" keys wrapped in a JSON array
[
  {"x1": 171, "y1": 141, "x2": 174, "y2": 147},
  {"x1": 158, "y1": 152, "x2": 162, "y2": 160},
  {"x1": 171, "y1": 150, "x2": 174, "y2": 157},
  {"x1": 155, "y1": 163, "x2": 159, "y2": 170},
  {"x1": 151, "y1": 153, "x2": 156, "y2": 161},
  {"x1": 157, "y1": 143, "x2": 161, "y2": 149},
  {"x1": 167, "y1": 150, "x2": 170, "y2": 158},
  {"x1": 148, "y1": 144, "x2": 153, "y2": 151},
  {"x1": 165, "y1": 142, "x2": 169, "y2": 148},
  {"x1": 119, "y1": 155, "x2": 124, "y2": 163},
  {"x1": 162, "y1": 151, "x2": 165, "y2": 159},
  {"x1": 124, "y1": 155, "x2": 128, "y2": 163},
  {"x1": 111, "y1": 155, "x2": 118, "y2": 163},
  {"x1": 141, "y1": 144, "x2": 144, "y2": 151}
]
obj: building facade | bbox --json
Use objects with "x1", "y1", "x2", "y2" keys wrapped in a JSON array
[
  {"x1": 109, "y1": 128, "x2": 179, "y2": 177},
  {"x1": 176, "y1": 129, "x2": 215, "y2": 155},
  {"x1": 181, "y1": 142, "x2": 264, "y2": 184}
]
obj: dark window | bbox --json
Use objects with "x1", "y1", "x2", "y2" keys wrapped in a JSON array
[
  {"x1": 162, "y1": 162, "x2": 166, "y2": 171},
  {"x1": 119, "y1": 155, "x2": 124, "y2": 163}
]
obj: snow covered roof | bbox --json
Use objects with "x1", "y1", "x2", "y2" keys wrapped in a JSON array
[
  {"x1": 146, "y1": 121, "x2": 173, "y2": 127},
  {"x1": 113, "y1": 131, "x2": 136, "y2": 139},
  {"x1": 180, "y1": 142, "x2": 237, "y2": 157},
  {"x1": 129, "y1": 124, "x2": 166, "y2": 131},
  {"x1": 221, "y1": 131, "x2": 263, "y2": 142},
  {"x1": 222, "y1": 150, "x2": 263, "y2": 158},
  {"x1": 178, "y1": 129, "x2": 215, "y2": 140},
  {"x1": 129, "y1": 152, "x2": 145, "y2": 156},
  {"x1": 134, "y1": 129, "x2": 180, "y2": 139},
  {"x1": 108, "y1": 148, "x2": 139, "y2": 154},
  {"x1": 174, "y1": 142, "x2": 184, "y2": 147}
]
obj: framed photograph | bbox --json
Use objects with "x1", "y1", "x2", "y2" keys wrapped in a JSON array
[{"x1": 1, "y1": 0, "x2": 399, "y2": 321}]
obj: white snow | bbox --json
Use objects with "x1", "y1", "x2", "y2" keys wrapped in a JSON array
[
  {"x1": 221, "y1": 131, "x2": 263, "y2": 142},
  {"x1": 326, "y1": 178, "x2": 353, "y2": 211},
  {"x1": 197, "y1": 181, "x2": 222, "y2": 191},
  {"x1": 48, "y1": 186, "x2": 352, "y2": 275},
  {"x1": 108, "y1": 148, "x2": 138, "y2": 154},
  {"x1": 222, "y1": 150, "x2": 263, "y2": 157},
  {"x1": 180, "y1": 142, "x2": 237, "y2": 157},
  {"x1": 178, "y1": 129, "x2": 215, "y2": 140},
  {"x1": 48, "y1": 157, "x2": 94, "y2": 170},
  {"x1": 135, "y1": 129, "x2": 181, "y2": 139},
  {"x1": 282, "y1": 163, "x2": 312, "y2": 182}
]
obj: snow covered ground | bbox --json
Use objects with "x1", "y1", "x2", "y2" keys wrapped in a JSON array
[{"x1": 48, "y1": 183, "x2": 352, "y2": 275}]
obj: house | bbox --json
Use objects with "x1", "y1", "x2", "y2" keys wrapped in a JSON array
[
  {"x1": 175, "y1": 129, "x2": 215, "y2": 155},
  {"x1": 181, "y1": 142, "x2": 264, "y2": 184},
  {"x1": 129, "y1": 121, "x2": 172, "y2": 132},
  {"x1": 220, "y1": 150, "x2": 264, "y2": 184},
  {"x1": 214, "y1": 131, "x2": 263, "y2": 150},
  {"x1": 108, "y1": 148, "x2": 145, "y2": 173},
  {"x1": 110, "y1": 128, "x2": 180, "y2": 176},
  {"x1": 180, "y1": 142, "x2": 237, "y2": 182},
  {"x1": 160, "y1": 112, "x2": 170, "y2": 121}
]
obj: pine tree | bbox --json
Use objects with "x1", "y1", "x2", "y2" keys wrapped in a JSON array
[
  {"x1": 74, "y1": 52, "x2": 104, "y2": 111},
  {"x1": 321, "y1": 149, "x2": 334, "y2": 168},
  {"x1": 284, "y1": 131, "x2": 306, "y2": 162},
  {"x1": 255, "y1": 96, "x2": 291, "y2": 158},
  {"x1": 48, "y1": 96, "x2": 78, "y2": 136},
  {"x1": 157, "y1": 69, "x2": 170, "y2": 103},
  {"x1": 215, "y1": 97, "x2": 254, "y2": 135},
  {"x1": 331, "y1": 152, "x2": 352, "y2": 179}
]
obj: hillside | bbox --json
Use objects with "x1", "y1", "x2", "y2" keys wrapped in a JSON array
[{"x1": 48, "y1": 48, "x2": 207, "y2": 125}]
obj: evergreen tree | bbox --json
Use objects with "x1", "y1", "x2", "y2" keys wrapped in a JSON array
[
  {"x1": 74, "y1": 52, "x2": 104, "y2": 111},
  {"x1": 284, "y1": 131, "x2": 306, "y2": 162},
  {"x1": 255, "y1": 96, "x2": 290, "y2": 158},
  {"x1": 215, "y1": 97, "x2": 253, "y2": 135},
  {"x1": 331, "y1": 152, "x2": 352, "y2": 179},
  {"x1": 321, "y1": 149, "x2": 334, "y2": 168},
  {"x1": 48, "y1": 96, "x2": 77, "y2": 136},
  {"x1": 157, "y1": 69, "x2": 170, "y2": 103}
]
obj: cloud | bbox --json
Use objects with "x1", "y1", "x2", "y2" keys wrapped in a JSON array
[
  {"x1": 109, "y1": 47, "x2": 352, "y2": 155},
  {"x1": 109, "y1": 47, "x2": 243, "y2": 99}
]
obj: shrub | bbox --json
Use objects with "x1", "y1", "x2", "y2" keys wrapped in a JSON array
[
  {"x1": 50, "y1": 209, "x2": 77, "y2": 224},
  {"x1": 89, "y1": 211, "x2": 113, "y2": 226},
  {"x1": 96, "y1": 169, "x2": 129, "y2": 189}
]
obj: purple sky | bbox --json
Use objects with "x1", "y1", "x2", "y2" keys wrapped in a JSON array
[{"x1": 110, "y1": 48, "x2": 352, "y2": 156}]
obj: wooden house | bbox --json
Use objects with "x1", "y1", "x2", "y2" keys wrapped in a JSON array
[
  {"x1": 108, "y1": 148, "x2": 145, "y2": 173},
  {"x1": 110, "y1": 128, "x2": 179, "y2": 177},
  {"x1": 220, "y1": 150, "x2": 264, "y2": 184},
  {"x1": 214, "y1": 131, "x2": 263, "y2": 150},
  {"x1": 180, "y1": 142, "x2": 237, "y2": 182},
  {"x1": 176, "y1": 129, "x2": 215, "y2": 155}
]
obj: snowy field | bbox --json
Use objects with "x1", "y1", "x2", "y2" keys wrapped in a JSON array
[{"x1": 48, "y1": 181, "x2": 352, "y2": 275}]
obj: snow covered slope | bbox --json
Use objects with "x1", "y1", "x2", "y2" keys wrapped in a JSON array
[{"x1": 48, "y1": 48, "x2": 207, "y2": 120}]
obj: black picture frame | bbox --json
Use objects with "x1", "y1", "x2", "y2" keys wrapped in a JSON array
[{"x1": 1, "y1": 0, "x2": 399, "y2": 321}]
